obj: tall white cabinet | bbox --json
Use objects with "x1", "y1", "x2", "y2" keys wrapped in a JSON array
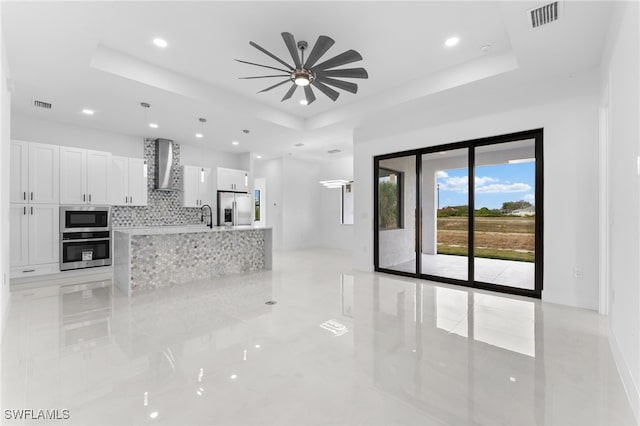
[
  {"x1": 181, "y1": 165, "x2": 211, "y2": 207},
  {"x1": 111, "y1": 156, "x2": 147, "y2": 206},
  {"x1": 10, "y1": 140, "x2": 61, "y2": 278},
  {"x1": 60, "y1": 146, "x2": 111, "y2": 205}
]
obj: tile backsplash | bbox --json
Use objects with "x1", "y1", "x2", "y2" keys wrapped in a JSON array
[{"x1": 112, "y1": 139, "x2": 202, "y2": 228}]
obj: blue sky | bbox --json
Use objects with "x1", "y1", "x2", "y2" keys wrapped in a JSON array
[{"x1": 436, "y1": 162, "x2": 535, "y2": 209}]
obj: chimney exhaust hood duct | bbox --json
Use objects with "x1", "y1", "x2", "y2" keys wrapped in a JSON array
[{"x1": 155, "y1": 138, "x2": 178, "y2": 191}]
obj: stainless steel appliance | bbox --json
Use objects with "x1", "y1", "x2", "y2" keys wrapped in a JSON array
[
  {"x1": 60, "y1": 205, "x2": 110, "y2": 233},
  {"x1": 217, "y1": 191, "x2": 252, "y2": 226},
  {"x1": 60, "y1": 206, "x2": 112, "y2": 271}
]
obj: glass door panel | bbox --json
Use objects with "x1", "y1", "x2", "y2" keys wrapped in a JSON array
[
  {"x1": 377, "y1": 155, "x2": 417, "y2": 274},
  {"x1": 473, "y1": 139, "x2": 536, "y2": 290},
  {"x1": 420, "y1": 148, "x2": 469, "y2": 281}
]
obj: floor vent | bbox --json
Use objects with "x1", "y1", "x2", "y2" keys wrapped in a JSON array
[
  {"x1": 33, "y1": 100, "x2": 52, "y2": 109},
  {"x1": 528, "y1": 1, "x2": 560, "y2": 29},
  {"x1": 327, "y1": 149, "x2": 341, "y2": 154}
]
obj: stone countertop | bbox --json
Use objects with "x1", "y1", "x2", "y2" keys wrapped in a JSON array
[{"x1": 114, "y1": 225, "x2": 271, "y2": 236}]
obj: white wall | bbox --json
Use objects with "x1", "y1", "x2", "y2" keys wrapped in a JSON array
[
  {"x1": 282, "y1": 157, "x2": 321, "y2": 250},
  {"x1": 354, "y1": 69, "x2": 601, "y2": 310},
  {"x1": 318, "y1": 156, "x2": 354, "y2": 251},
  {"x1": 0, "y1": 28, "x2": 12, "y2": 337},
  {"x1": 600, "y1": 1, "x2": 640, "y2": 421},
  {"x1": 254, "y1": 158, "x2": 283, "y2": 250}
]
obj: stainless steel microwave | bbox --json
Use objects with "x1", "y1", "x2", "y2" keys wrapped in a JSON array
[{"x1": 60, "y1": 206, "x2": 111, "y2": 233}]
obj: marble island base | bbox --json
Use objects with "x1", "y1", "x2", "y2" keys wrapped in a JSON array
[{"x1": 114, "y1": 226, "x2": 272, "y2": 295}]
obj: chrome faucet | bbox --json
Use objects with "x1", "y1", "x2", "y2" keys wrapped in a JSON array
[{"x1": 200, "y1": 204, "x2": 213, "y2": 229}]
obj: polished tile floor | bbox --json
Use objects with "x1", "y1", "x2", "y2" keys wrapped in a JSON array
[
  {"x1": 393, "y1": 254, "x2": 535, "y2": 290},
  {"x1": 1, "y1": 249, "x2": 635, "y2": 425}
]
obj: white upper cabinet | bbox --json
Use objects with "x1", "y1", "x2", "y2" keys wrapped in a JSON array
[
  {"x1": 10, "y1": 141, "x2": 28, "y2": 203},
  {"x1": 181, "y1": 165, "x2": 210, "y2": 207},
  {"x1": 60, "y1": 146, "x2": 111, "y2": 205},
  {"x1": 128, "y1": 158, "x2": 148, "y2": 206},
  {"x1": 10, "y1": 141, "x2": 59, "y2": 204},
  {"x1": 111, "y1": 156, "x2": 147, "y2": 206},
  {"x1": 217, "y1": 167, "x2": 248, "y2": 192},
  {"x1": 60, "y1": 146, "x2": 87, "y2": 204},
  {"x1": 111, "y1": 156, "x2": 128, "y2": 206},
  {"x1": 86, "y1": 150, "x2": 111, "y2": 205}
]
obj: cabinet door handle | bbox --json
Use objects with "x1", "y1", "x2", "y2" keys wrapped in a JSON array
[
  {"x1": 30, "y1": 206, "x2": 33, "y2": 215},
  {"x1": 23, "y1": 206, "x2": 26, "y2": 215},
  {"x1": 83, "y1": 194, "x2": 86, "y2": 202},
  {"x1": 23, "y1": 192, "x2": 26, "y2": 200},
  {"x1": 125, "y1": 196, "x2": 128, "y2": 204},
  {"x1": 89, "y1": 194, "x2": 92, "y2": 202},
  {"x1": 22, "y1": 269, "x2": 35, "y2": 273},
  {"x1": 30, "y1": 192, "x2": 33, "y2": 200},
  {"x1": 130, "y1": 196, "x2": 133, "y2": 204}
]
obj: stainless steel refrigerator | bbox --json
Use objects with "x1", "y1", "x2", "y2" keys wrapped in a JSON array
[{"x1": 217, "y1": 191, "x2": 252, "y2": 226}]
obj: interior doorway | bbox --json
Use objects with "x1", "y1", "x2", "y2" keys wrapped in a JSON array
[{"x1": 374, "y1": 129, "x2": 543, "y2": 298}]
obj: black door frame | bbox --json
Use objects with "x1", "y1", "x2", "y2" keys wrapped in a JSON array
[{"x1": 374, "y1": 128, "x2": 544, "y2": 299}]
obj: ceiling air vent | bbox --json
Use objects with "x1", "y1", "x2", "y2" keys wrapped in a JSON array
[
  {"x1": 327, "y1": 149, "x2": 341, "y2": 154},
  {"x1": 33, "y1": 100, "x2": 52, "y2": 109},
  {"x1": 528, "y1": 1, "x2": 560, "y2": 29}
]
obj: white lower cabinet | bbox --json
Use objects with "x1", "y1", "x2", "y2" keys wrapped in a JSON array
[{"x1": 10, "y1": 203, "x2": 59, "y2": 278}]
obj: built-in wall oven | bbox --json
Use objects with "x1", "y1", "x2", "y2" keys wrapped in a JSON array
[{"x1": 60, "y1": 206, "x2": 112, "y2": 271}]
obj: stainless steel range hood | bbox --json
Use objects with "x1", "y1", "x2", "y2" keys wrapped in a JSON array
[{"x1": 155, "y1": 138, "x2": 178, "y2": 191}]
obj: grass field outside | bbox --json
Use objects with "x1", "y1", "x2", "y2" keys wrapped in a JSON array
[{"x1": 437, "y1": 216, "x2": 535, "y2": 262}]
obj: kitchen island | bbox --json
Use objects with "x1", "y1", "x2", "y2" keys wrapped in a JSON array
[{"x1": 114, "y1": 226, "x2": 272, "y2": 296}]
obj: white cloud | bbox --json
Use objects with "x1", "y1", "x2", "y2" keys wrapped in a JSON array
[
  {"x1": 524, "y1": 193, "x2": 535, "y2": 202},
  {"x1": 475, "y1": 183, "x2": 532, "y2": 194},
  {"x1": 436, "y1": 170, "x2": 448, "y2": 178}
]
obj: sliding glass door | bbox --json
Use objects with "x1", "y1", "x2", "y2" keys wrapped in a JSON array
[
  {"x1": 375, "y1": 153, "x2": 419, "y2": 275},
  {"x1": 421, "y1": 148, "x2": 469, "y2": 282},
  {"x1": 374, "y1": 129, "x2": 543, "y2": 298},
  {"x1": 474, "y1": 139, "x2": 537, "y2": 291}
]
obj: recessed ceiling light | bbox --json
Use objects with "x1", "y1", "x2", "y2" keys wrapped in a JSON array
[
  {"x1": 445, "y1": 36, "x2": 460, "y2": 47},
  {"x1": 153, "y1": 38, "x2": 168, "y2": 48},
  {"x1": 149, "y1": 411, "x2": 159, "y2": 419},
  {"x1": 149, "y1": 123, "x2": 158, "y2": 129},
  {"x1": 230, "y1": 374, "x2": 238, "y2": 380},
  {"x1": 256, "y1": 155, "x2": 262, "y2": 159},
  {"x1": 195, "y1": 133, "x2": 203, "y2": 138},
  {"x1": 81, "y1": 109, "x2": 94, "y2": 115},
  {"x1": 232, "y1": 141, "x2": 239, "y2": 146},
  {"x1": 299, "y1": 99, "x2": 308, "y2": 105}
]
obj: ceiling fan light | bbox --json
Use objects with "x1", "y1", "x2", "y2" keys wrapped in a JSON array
[{"x1": 294, "y1": 75, "x2": 310, "y2": 86}]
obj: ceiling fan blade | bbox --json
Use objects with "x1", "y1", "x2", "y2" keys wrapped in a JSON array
[
  {"x1": 315, "y1": 76, "x2": 358, "y2": 94},
  {"x1": 258, "y1": 79, "x2": 291, "y2": 93},
  {"x1": 239, "y1": 75, "x2": 290, "y2": 79},
  {"x1": 281, "y1": 32, "x2": 302, "y2": 69},
  {"x1": 281, "y1": 83, "x2": 298, "y2": 101},
  {"x1": 303, "y1": 35, "x2": 335, "y2": 69},
  {"x1": 311, "y1": 80, "x2": 340, "y2": 101},
  {"x1": 249, "y1": 41, "x2": 294, "y2": 70},
  {"x1": 315, "y1": 67, "x2": 368, "y2": 79},
  {"x1": 304, "y1": 85, "x2": 316, "y2": 105},
  {"x1": 312, "y1": 50, "x2": 363, "y2": 71},
  {"x1": 235, "y1": 59, "x2": 291, "y2": 73}
]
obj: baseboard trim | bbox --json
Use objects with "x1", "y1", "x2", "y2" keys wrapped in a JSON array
[{"x1": 609, "y1": 323, "x2": 640, "y2": 424}]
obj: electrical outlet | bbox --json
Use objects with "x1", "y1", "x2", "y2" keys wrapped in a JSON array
[{"x1": 573, "y1": 267, "x2": 584, "y2": 279}]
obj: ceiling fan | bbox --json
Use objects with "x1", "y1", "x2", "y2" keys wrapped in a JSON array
[{"x1": 236, "y1": 32, "x2": 368, "y2": 105}]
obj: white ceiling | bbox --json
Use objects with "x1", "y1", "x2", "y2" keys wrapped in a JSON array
[{"x1": 1, "y1": 1, "x2": 613, "y2": 160}]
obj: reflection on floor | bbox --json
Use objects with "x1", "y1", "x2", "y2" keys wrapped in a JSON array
[
  {"x1": 388, "y1": 253, "x2": 535, "y2": 290},
  {"x1": 2, "y1": 249, "x2": 634, "y2": 425}
]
